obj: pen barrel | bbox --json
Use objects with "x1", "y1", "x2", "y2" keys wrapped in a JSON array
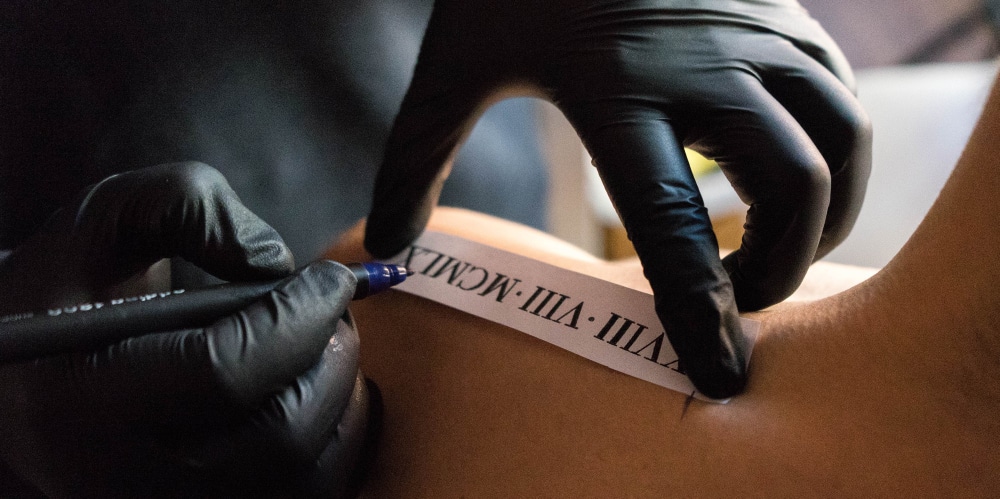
[
  {"x1": 0, "y1": 280, "x2": 278, "y2": 363},
  {"x1": 350, "y1": 264, "x2": 373, "y2": 300},
  {"x1": 0, "y1": 261, "x2": 407, "y2": 364}
]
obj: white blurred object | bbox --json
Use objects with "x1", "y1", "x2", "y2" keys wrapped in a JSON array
[{"x1": 823, "y1": 61, "x2": 997, "y2": 267}]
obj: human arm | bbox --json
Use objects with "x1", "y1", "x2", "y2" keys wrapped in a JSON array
[
  {"x1": 0, "y1": 163, "x2": 375, "y2": 498},
  {"x1": 362, "y1": 0, "x2": 872, "y2": 398},
  {"x1": 325, "y1": 196, "x2": 996, "y2": 496}
]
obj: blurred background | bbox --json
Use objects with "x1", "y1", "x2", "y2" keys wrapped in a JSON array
[
  {"x1": 5, "y1": 1, "x2": 998, "y2": 270},
  {"x1": 538, "y1": 0, "x2": 1000, "y2": 268}
]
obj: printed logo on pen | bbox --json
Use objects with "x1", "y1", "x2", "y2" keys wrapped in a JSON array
[
  {"x1": 0, "y1": 312, "x2": 34, "y2": 323},
  {"x1": 43, "y1": 289, "x2": 187, "y2": 317}
]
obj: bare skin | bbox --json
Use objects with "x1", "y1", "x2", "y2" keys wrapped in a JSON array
[{"x1": 326, "y1": 75, "x2": 1000, "y2": 497}]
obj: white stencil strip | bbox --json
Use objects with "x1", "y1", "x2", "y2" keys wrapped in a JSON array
[{"x1": 386, "y1": 231, "x2": 758, "y2": 402}]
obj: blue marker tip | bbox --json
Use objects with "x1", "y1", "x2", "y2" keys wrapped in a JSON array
[{"x1": 349, "y1": 262, "x2": 411, "y2": 299}]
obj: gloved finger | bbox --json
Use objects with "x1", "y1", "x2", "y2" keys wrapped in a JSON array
[
  {"x1": 0, "y1": 314, "x2": 364, "y2": 497},
  {"x1": 699, "y1": 0, "x2": 856, "y2": 91},
  {"x1": 77, "y1": 162, "x2": 294, "y2": 282},
  {"x1": 363, "y1": 16, "x2": 498, "y2": 259},
  {"x1": 302, "y1": 375, "x2": 381, "y2": 498},
  {"x1": 572, "y1": 114, "x2": 748, "y2": 399},
  {"x1": 687, "y1": 71, "x2": 831, "y2": 312},
  {"x1": 195, "y1": 260, "x2": 357, "y2": 407},
  {"x1": 18, "y1": 261, "x2": 357, "y2": 422},
  {"x1": 763, "y1": 6, "x2": 858, "y2": 92},
  {"x1": 167, "y1": 319, "x2": 369, "y2": 497},
  {"x1": 758, "y1": 50, "x2": 872, "y2": 259}
]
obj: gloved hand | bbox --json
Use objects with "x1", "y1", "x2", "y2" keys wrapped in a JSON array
[
  {"x1": 363, "y1": 0, "x2": 871, "y2": 399},
  {"x1": 0, "y1": 163, "x2": 377, "y2": 498}
]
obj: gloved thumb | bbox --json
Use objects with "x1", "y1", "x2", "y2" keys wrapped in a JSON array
[{"x1": 74, "y1": 162, "x2": 295, "y2": 283}]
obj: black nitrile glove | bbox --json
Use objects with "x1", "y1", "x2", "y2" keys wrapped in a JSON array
[
  {"x1": 0, "y1": 163, "x2": 377, "y2": 498},
  {"x1": 363, "y1": 0, "x2": 872, "y2": 399}
]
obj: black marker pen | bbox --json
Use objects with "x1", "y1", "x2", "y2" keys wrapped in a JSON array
[{"x1": 0, "y1": 262, "x2": 409, "y2": 363}]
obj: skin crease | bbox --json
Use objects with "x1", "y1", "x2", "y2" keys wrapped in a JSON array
[{"x1": 324, "y1": 75, "x2": 1000, "y2": 496}]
